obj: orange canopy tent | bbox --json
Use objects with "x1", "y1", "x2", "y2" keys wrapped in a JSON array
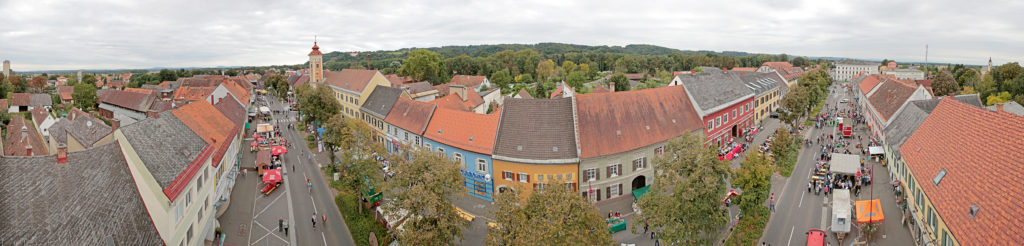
[{"x1": 855, "y1": 199, "x2": 885, "y2": 223}]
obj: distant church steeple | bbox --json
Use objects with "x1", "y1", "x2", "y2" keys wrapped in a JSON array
[{"x1": 309, "y1": 37, "x2": 324, "y2": 87}]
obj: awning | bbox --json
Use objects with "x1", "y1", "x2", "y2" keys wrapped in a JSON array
[
  {"x1": 632, "y1": 185, "x2": 651, "y2": 200},
  {"x1": 256, "y1": 123, "x2": 274, "y2": 133},
  {"x1": 262, "y1": 168, "x2": 282, "y2": 184},
  {"x1": 869, "y1": 146, "x2": 884, "y2": 156},
  {"x1": 855, "y1": 199, "x2": 885, "y2": 223},
  {"x1": 271, "y1": 146, "x2": 288, "y2": 156},
  {"x1": 829, "y1": 153, "x2": 861, "y2": 175},
  {"x1": 259, "y1": 106, "x2": 271, "y2": 114}
]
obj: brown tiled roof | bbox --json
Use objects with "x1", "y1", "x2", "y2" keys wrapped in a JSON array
[
  {"x1": 516, "y1": 89, "x2": 533, "y2": 99},
  {"x1": 576, "y1": 86, "x2": 704, "y2": 158},
  {"x1": 57, "y1": 86, "x2": 74, "y2": 100},
  {"x1": 100, "y1": 90, "x2": 157, "y2": 112},
  {"x1": 172, "y1": 86, "x2": 217, "y2": 102},
  {"x1": 107, "y1": 80, "x2": 125, "y2": 88},
  {"x1": 867, "y1": 80, "x2": 918, "y2": 122},
  {"x1": 384, "y1": 97, "x2": 436, "y2": 134},
  {"x1": 434, "y1": 83, "x2": 451, "y2": 97},
  {"x1": 171, "y1": 101, "x2": 236, "y2": 167},
  {"x1": 434, "y1": 88, "x2": 483, "y2": 112},
  {"x1": 423, "y1": 107, "x2": 501, "y2": 154},
  {"x1": 386, "y1": 74, "x2": 415, "y2": 87},
  {"x1": 221, "y1": 79, "x2": 251, "y2": 106},
  {"x1": 29, "y1": 106, "x2": 49, "y2": 128},
  {"x1": 403, "y1": 81, "x2": 437, "y2": 94},
  {"x1": 214, "y1": 94, "x2": 246, "y2": 130},
  {"x1": 449, "y1": 75, "x2": 487, "y2": 88},
  {"x1": 730, "y1": 67, "x2": 758, "y2": 72},
  {"x1": 123, "y1": 88, "x2": 152, "y2": 94},
  {"x1": 324, "y1": 69, "x2": 381, "y2": 93},
  {"x1": 4, "y1": 117, "x2": 48, "y2": 156},
  {"x1": 0, "y1": 99, "x2": 7, "y2": 110},
  {"x1": 901, "y1": 98, "x2": 1024, "y2": 244},
  {"x1": 591, "y1": 84, "x2": 611, "y2": 93},
  {"x1": 179, "y1": 75, "x2": 225, "y2": 87},
  {"x1": 10, "y1": 93, "x2": 30, "y2": 107},
  {"x1": 492, "y1": 98, "x2": 577, "y2": 162}
]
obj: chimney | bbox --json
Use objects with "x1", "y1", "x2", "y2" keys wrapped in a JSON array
[
  {"x1": 609, "y1": 82, "x2": 615, "y2": 92},
  {"x1": 111, "y1": 118, "x2": 120, "y2": 131},
  {"x1": 26, "y1": 145, "x2": 32, "y2": 156},
  {"x1": 722, "y1": 68, "x2": 728, "y2": 73},
  {"x1": 57, "y1": 143, "x2": 68, "y2": 163},
  {"x1": 451, "y1": 85, "x2": 467, "y2": 102},
  {"x1": 996, "y1": 103, "x2": 1005, "y2": 112},
  {"x1": 21, "y1": 126, "x2": 28, "y2": 141}
]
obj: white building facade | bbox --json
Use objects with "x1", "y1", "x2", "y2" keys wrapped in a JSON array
[{"x1": 832, "y1": 61, "x2": 879, "y2": 81}]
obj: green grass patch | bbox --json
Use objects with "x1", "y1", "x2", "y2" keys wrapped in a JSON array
[
  {"x1": 724, "y1": 206, "x2": 770, "y2": 246},
  {"x1": 336, "y1": 191, "x2": 392, "y2": 246},
  {"x1": 804, "y1": 97, "x2": 827, "y2": 126},
  {"x1": 777, "y1": 142, "x2": 799, "y2": 177}
]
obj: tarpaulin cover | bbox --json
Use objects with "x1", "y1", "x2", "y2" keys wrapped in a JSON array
[
  {"x1": 829, "y1": 153, "x2": 861, "y2": 175},
  {"x1": 869, "y1": 146, "x2": 884, "y2": 155},
  {"x1": 632, "y1": 185, "x2": 651, "y2": 200},
  {"x1": 855, "y1": 199, "x2": 885, "y2": 223},
  {"x1": 272, "y1": 146, "x2": 288, "y2": 155},
  {"x1": 262, "y1": 168, "x2": 282, "y2": 184}
]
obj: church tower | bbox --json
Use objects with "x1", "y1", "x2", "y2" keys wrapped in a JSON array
[
  {"x1": 988, "y1": 57, "x2": 993, "y2": 72},
  {"x1": 309, "y1": 41, "x2": 324, "y2": 87}
]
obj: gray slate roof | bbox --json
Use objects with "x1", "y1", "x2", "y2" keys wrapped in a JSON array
[
  {"x1": 30, "y1": 94, "x2": 52, "y2": 107},
  {"x1": 674, "y1": 71, "x2": 754, "y2": 117},
  {"x1": 737, "y1": 71, "x2": 781, "y2": 96},
  {"x1": 986, "y1": 101, "x2": 1024, "y2": 116},
  {"x1": 49, "y1": 115, "x2": 112, "y2": 148},
  {"x1": 911, "y1": 94, "x2": 983, "y2": 113},
  {"x1": 0, "y1": 142, "x2": 163, "y2": 244},
  {"x1": 492, "y1": 98, "x2": 579, "y2": 163},
  {"x1": 360, "y1": 86, "x2": 404, "y2": 119},
  {"x1": 120, "y1": 111, "x2": 208, "y2": 189}
]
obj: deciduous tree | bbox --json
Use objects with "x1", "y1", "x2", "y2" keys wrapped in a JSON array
[
  {"x1": 733, "y1": 152, "x2": 773, "y2": 211},
  {"x1": 634, "y1": 132, "x2": 731, "y2": 245},
  {"x1": 384, "y1": 148, "x2": 467, "y2": 244},
  {"x1": 488, "y1": 183, "x2": 612, "y2": 245},
  {"x1": 295, "y1": 84, "x2": 340, "y2": 125},
  {"x1": 987, "y1": 91, "x2": 1012, "y2": 105},
  {"x1": 72, "y1": 83, "x2": 98, "y2": 110},
  {"x1": 400, "y1": 49, "x2": 443, "y2": 84},
  {"x1": 535, "y1": 59, "x2": 555, "y2": 81},
  {"x1": 609, "y1": 73, "x2": 629, "y2": 92},
  {"x1": 932, "y1": 71, "x2": 959, "y2": 96},
  {"x1": 491, "y1": 69, "x2": 513, "y2": 94}
]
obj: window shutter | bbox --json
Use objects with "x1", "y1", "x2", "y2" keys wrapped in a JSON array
[
  {"x1": 618, "y1": 164, "x2": 623, "y2": 175},
  {"x1": 514, "y1": 173, "x2": 519, "y2": 182},
  {"x1": 606, "y1": 166, "x2": 611, "y2": 178},
  {"x1": 619, "y1": 184, "x2": 623, "y2": 196},
  {"x1": 606, "y1": 187, "x2": 611, "y2": 199},
  {"x1": 597, "y1": 189, "x2": 601, "y2": 201},
  {"x1": 572, "y1": 183, "x2": 578, "y2": 192},
  {"x1": 632, "y1": 161, "x2": 637, "y2": 171},
  {"x1": 526, "y1": 174, "x2": 530, "y2": 183},
  {"x1": 596, "y1": 169, "x2": 601, "y2": 180},
  {"x1": 533, "y1": 183, "x2": 537, "y2": 189}
]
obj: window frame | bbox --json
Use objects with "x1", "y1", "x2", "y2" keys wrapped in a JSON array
[{"x1": 476, "y1": 159, "x2": 487, "y2": 173}]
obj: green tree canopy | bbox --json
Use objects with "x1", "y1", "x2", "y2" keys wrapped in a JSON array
[
  {"x1": 72, "y1": 83, "x2": 99, "y2": 110},
  {"x1": 986, "y1": 91, "x2": 1012, "y2": 105},
  {"x1": 400, "y1": 49, "x2": 443, "y2": 84},
  {"x1": 295, "y1": 84, "x2": 340, "y2": 125},
  {"x1": 792, "y1": 57, "x2": 810, "y2": 67},
  {"x1": 565, "y1": 71, "x2": 587, "y2": 91},
  {"x1": 932, "y1": 71, "x2": 959, "y2": 97},
  {"x1": 635, "y1": 132, "x2": 731, "y2": 245},
  {"x1": 733, "y1": 152, "x2": 773, "y2": 211},
  {"x1": 491, "y1": 69, "x2": 513, "y2": 94},
  {"x1": 384, "y1": 148, "x2": 467, "y2": 244},
  {"x1": 157, "y1": 69, "x2": 178, "y2": 82},
  {"x1": 487, "y1": 183, "x2": 613, "y2": 245},
  {"x1": 535, "y1": 59, "x2": 555, "y2": 81},
  {"x1": 609, "y1": 73, "x2": 629, "y2": 92}
]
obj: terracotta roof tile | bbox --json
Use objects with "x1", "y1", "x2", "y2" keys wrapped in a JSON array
[
  {"x1": 171, "y1": 101, "x2": 236, "y2": 167},
  {"x1": 423, "y1": 107, "x2": 500, "y2": 154},
  {"x1": 0, "y1": 99, "x2": 7, "y2": 110},
  {"x1": 172, "y1": 86, "x2": 217, "y2": 102},
  {"x1": 448, "y1": 75, "x2": 487, "y2": 88},
  {"x1": 867, "y1": 80, "x2": 918, "y2": 122},
  {"x1": 515, "y1": 89, "x2": 533, "y2": 99},
  {"x1": 324, "y1": 69, "x2": 381, "y2": 93},
  {"x1": 386, "y1": 74, "x2": 415, "y2": 87},
  {"x1": 591, "y1": 84, "x2": 611, "y2": 93},
  {"x1": 4, "y1": 117, "x2": 48, "y2": 156},
  {"x1": 221, "y1": 79, "x2": 251, "y2": 106},
  {"x1": 434, "y1": 83, "x2": 451, "y2": 97},
  {"x1": 730, "y1": 67, "x2": 758, "y2": 72},
  {"x1": 434, "y1": 88, "x2": 483, "y2": 112},
  {"x1": 57, "y1": 86, "x2": 74, "y2": 100},
  {"x1": 100, "y1": 90, "x2": 158, "y2": 112},
  {"x1": 901, "y1": 98, "x2": 1024, "y2": 243},
  {"x1": 493, "y1": 98, "x2": 577, "y2": 161},
  {"x1": 9, "y1": 93, "x2": 30, "y2": 107},
  {"x1": 576, "y1": 86, "x2": 704, "y2": 158},
  {"x1": 384, "y1": 97, "x2": 436, "y2": 134},
  {"x1": 857, "y1": 74, "x2": 885, "y2": 95}
]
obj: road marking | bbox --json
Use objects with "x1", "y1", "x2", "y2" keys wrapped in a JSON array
[
  {"x1": 255, "y1": 192, "x2": 287, "y2": 217},
  {"x1": 322, "y1": 232, "x2": 328, "y2": 246},
  {"x1": 787, "y1": 226, "x2": 795, "y2": 246},
  {"x1": 799, "y1": 190, "x2": 805, "y2": 207},
  {"x1": 310, "y1": 196, "x2": 318, "y2": 212}
]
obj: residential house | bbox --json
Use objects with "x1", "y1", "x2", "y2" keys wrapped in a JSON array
[
  {"x1": 549, "y1": 81, "x2": 576, "y2": 99},
  {"x1": 383, "y1": 97, "x2": 436, "y2": 154},
  {"x1": 7, "y1": 93, "x2": 51, "y2": 112},
  {"x1": 491, "y1": 98, "x2": 578, "y2": 199},
  {"x1": 864, "y1": 78, "x2": 932, "y2": 141},
  {"x1": 736, "y1": 71, "x2": 783, "y2": 123},
  {"x1": 401, "y1": 81, "x2": 439, "y2": 102},
  {"x1": 360, "y1": 86, "x2": 409, "y2": 142},
  {"x1": 986, "y1": 101, "x2": 1024, "y2": 116},
  {"x1": 116, "y1": 111, "x2": 218, "y2": 246},
  {"x1": 98, "y1": 89, "x2": 170, "y2": 126},
  {"x1": 142, "y1": 81, "x2": 182, "y2": 99},
  {"x1": 173, "y1": 86, "x2": 220, "y2": 103},
  {"x1": 833, "y1": 60, "x2": 879, "y2": 81},
  {"x1": 449, "y1": 75, "x2": 492, "y2": 92},
  {"x1": 574, "y1": 86, "x2": 704, "y2": 203},
  {"x1": 513, "y1": 89, "x2": 533, "y2": 99},
  {"x1": 175, "y1": 100, "x2": 243, "y2": 216},
  {"x1": 883, "y1": 68, "x2": 926, "y2": 80},
  {"x1": 435, "y1": 83, "x2": 451, "y2": 97},
  {"x1": 423, "y1": 107, "x2": 501, "y2": 201},
  {"x1": 4, "y1": 117, "x2": 49, "y2": 156},
  {"x1": 671, "y1": 71, "x2": 756, "y2": 146},
  {"x1": 479, "y1": 88, "x2": 504, "y2": 111},
  {"x1": 385, "y1": 74, "x2": 415, "y2": 88},
  {"x1": 0, "y1": 142, "x2": 163, "y2": 244},
  {"x1": 900, "y1": 98, "x2": 1024, "y2": 245},
  {"x1": 435, "y1": 85, "x2": 486, "y2": 113},
  {"x1": 321, "y1": 69, "x2": 392, "y2": 119},
  {"x1": 57, "y1": 86, "x2": 74, "y2": 104},
  {"x1": 45, "y1": 108, "x2": 116, "y2": 153},
  {"x1": 29, "y1": 106, "x2": 57, "y2": 146}
]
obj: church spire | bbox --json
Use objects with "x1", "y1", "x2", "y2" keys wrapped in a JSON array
[{"x1": 309, "y1": 39, "x2": 324, "y2": 86}]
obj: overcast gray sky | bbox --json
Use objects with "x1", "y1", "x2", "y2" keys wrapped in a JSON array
[{"x1": 1, "y1": 0, "x2": 1021, "y2": 71}]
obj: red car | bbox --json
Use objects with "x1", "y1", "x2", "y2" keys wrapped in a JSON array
[{"x1": 806, "y1": 229, "x2": 826, "y2": 246}]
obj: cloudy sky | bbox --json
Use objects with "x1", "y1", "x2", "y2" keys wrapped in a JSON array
[{"x1": 1, "y1": 0, "x2": 1021, "y2": 71}]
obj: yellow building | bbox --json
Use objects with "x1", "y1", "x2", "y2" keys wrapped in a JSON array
[
  {"x1": 321, "y1": 69, "x2": 391, "y2": 119},
  {"x1": 491, "y1": 98, "x2": 580, "y2": 198},
  {"x1": 739, "y1": 71, "x2": 783, "y2": 123}
]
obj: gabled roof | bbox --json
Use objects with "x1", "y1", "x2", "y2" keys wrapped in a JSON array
[
  {"x1": 575, "y1": 85, "x2": 704, "y2": 159},
  {"x1": 57, "y1": 86, "x2": 74, "y2": 100},
  {"x1": 172, "y1": 86, "x2": 217, "y2": 102},
  {"x1": 29, "y1": 94, "x2": 51, "y2": 107},
  {"x1": 221, "y1": 78, "x2": 251, "y2": 106},
  {"x1": 292, "y1": 74, "x2": 309, "y2": 87},
  {"x1": 360, "y1": 86, "x2": 404, "y2": 119},
  {"x1": 171, "y1": 101, "x2": 236, "y2": 167},
  {"x1": 867, "y1": 80, "x2": 918, "y2": 122},
  {"x1": 515, "y1": 89, "x2": 534, "y2": 99},
  {"x1": 29, "y1": 106, "x2": 50, "y2": 128},
  {"x1": 423, "y1": 107, "x2": 500, "y2": 155},
  {"x1": 591, "y1": 84, "x2": 611, "y2": 93},
  {"x1": 674, "y1": 71, "x2": 754, "y2": 117},
  {"x1": 434, "y1": 83, "x2": 451, "y2": 97},
  {"x1": 120, "y1": 111, "x2": 208, "y2": 192},
  {"x1": 214, "y1": 93, "x2": 247, "y2": 130},
  {"x1": 857, "y1": 74, "x2": 885, "y2": 95},
  {"x1": 9, "y1": 93, "x2": 30, "y2": 107},
  {"x1": 403, "y1": 81, "x2": 437, "y2": 95},
  {"x1": 324, "y1": 69, "x2": 381, "y2": 93},
  {"x1": 100, "y1": 90, "x2": 158, "y2": 112},
  {"x1": 730, "y1": 67, "x2": 758, "y2": 72},
  {"x1": 48, "y1": 113, "x2": 112, "y2": 148},
  {"x1": 435, "y1": 88, "x2": 483, "y2": 112},
  {"x1": 0, "y1": 142, "x2": 164, "y2": 244},
  {"x1": 385, "y1": 97, "x2": 436, "y2": 135},
  {"x1": 493, "y1": 98, "x2": 577, "y2": 162},
  {"x1": 986, "y1": 101, "x2": 1024, "y2": 116},
  {"x1": 4, "y1": 117, "x2": 48, "y2": 156},
  {"x1": 737, "y1": 71, "x2": 782, "y2": 96},
  {"x1": 385, "y1": 74, "x2": 415, "y2": 87},
  {"x1": 449, "y1": 75, "x2": 487, "y2": 88},
  {"x1": 882, "y1": 103, "x2": 928, "y2": 152},
  {"x1": 901, "y1": 98, "x2": 1024, "y2": 244}
]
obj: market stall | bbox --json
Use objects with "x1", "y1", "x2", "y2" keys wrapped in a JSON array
[
  {"x1": 261, "y1": 168, "x2": 282, "y2": 195},
  {"x1": 271, "y1": 145, "x2": 288, "y2": 156},
  {"x1": 856, "y1": 199, "x2": 885, "y2": 224},
  {"x1": 829, "y1": 153, "x2": 861, "y2": 176},
  {"x1": 831, "y1": 189, "x2": 852, "y2": 241},
  {"x1": 255, "y1": 149, "x2": 271, "y2": 175}
]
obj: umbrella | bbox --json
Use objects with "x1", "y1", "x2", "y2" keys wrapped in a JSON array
[
  {"x1": 271, "y1": 146, "x2": 288, "y2": 155},
  {"x1": 262, "y1": 169, "x2": 282, "y2": 184},
  {"x1": 252, "y1": 133, "x2": 260, "y2": 138},
  {"x1": 250, "y1": 141, "x2": 259, "y2": 147},
  {"x1": 257, "y1": 137, "x2": 265, "y2": 142}
]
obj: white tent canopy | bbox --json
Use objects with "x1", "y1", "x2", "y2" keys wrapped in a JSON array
[
  {"x1": 829, "y1": 153, "x2": 861, "y2": 175},
  {"x1": 869, "y1": 146, "x2": 884, "y2": 155},
  {"x1": 259, "y1": 106, "x2": 271, "y2": 114},
  {"x1": 831, "y1": 189, "x2": 852, "y2": 233}
]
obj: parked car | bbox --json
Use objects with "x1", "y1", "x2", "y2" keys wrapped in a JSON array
[
  {"x1": 806, "y1": 228, "x2": 826, "y2": 246},
  {"x1": 770, "y1": 112, "x2": 779, "y2": 118}
]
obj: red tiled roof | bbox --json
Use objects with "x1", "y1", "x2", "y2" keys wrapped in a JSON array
[
  {"x1": 123, "y1": 88, "x2": 152, "y2": 94},
  {"x1": 591, "y1": 84, "x2": 611, "y2": 93},
  {"x1": 10, "y1": 93, "x2": 30, "y2": 107},
  {"x1": 29, "y1": 106, "x2": 49, "y2": 128},
  {"x1": 729, "y1": 67, "x2": 758, "y2": 72},
  {"x1": 434, "y1": 83, "x2": 451, "y2": 97},
  {"x1": 107, "y1": 80, "x2": 125, "y2": 88},
  {"x1": 309, "y1": 42, "x2": 322, "y2": 56},
  {"x1": 0, "y1": 99, "x2": 7, "y2": 110},
  {"x1": 173, "y1": 86, "x2": 217, "y2": 102},
  {"x1": 423, "y1": 107, "x2": 501, "y2": 154},
  {"x1": 448, "y1": 75, "x2": 487, "y2": 88},
  {"x1": 386, "y1": 74, "x2": 415, "y2": 87},
  {"x1": 221, "y1": 80, "x2": 251, "y2": 106},
  {"x1": 5, "y1": 117, "x2": 48, "y2": 156},
  {"x1": 384, "y1": 97, "x2": 436, "y2": 134},
  {"x1": 58, "y1": 86, "x2": 74, "y2": 100},
  {"x1": 867, "y1": 80, "x2": 918, "y2": 122},
  {"x1": 901, "y1": 98, "x2": 1024, "y2": 244},
  {"x1": 324, "y1": 69, "x2": 381, "y2": 93},
  {"x1": 858, "y1": 74, "x2": 886, "y2": 95},
  {"x1": 100, "y1": 90, "x2": 158, "y2": 112},
  {"x1": 434, "y1": 88, "x2": 483, "y2": 112},
  {"x1": 171, "y1": 101, "x2": 236, "y2": 167},
  {"x1": 575, "y1": 85, "x2": 704, "y2": 158}
]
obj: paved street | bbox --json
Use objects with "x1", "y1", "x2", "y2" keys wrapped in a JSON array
[
  {"x1": 760, "y1": 83, "x2": 913, "y2": 245},
  {"x1": 220, "y1": 95, "x2": 355, "y2": 246}
]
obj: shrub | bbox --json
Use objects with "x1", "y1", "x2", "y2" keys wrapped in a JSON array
[{"x1": 336, "y1": 192, "x2": 391, "y2": 246}]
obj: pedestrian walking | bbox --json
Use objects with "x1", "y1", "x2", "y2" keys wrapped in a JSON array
[
  {"x1": 279, "y1": 217, "x2": 283, "y2": 232},
  {"x1": 283, "y1": 220, "x2": 289, "y2": 236},
  {"x1": 769, "y1": 193, "x2": 775, "y2": 212},
  {"x1": 312, "y1": 213, "x2": 317, "y2": 228}
]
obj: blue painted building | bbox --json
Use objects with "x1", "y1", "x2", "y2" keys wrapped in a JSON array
[{"x1": 422, "y1": 107, "x2": 501, "y2": 201}]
